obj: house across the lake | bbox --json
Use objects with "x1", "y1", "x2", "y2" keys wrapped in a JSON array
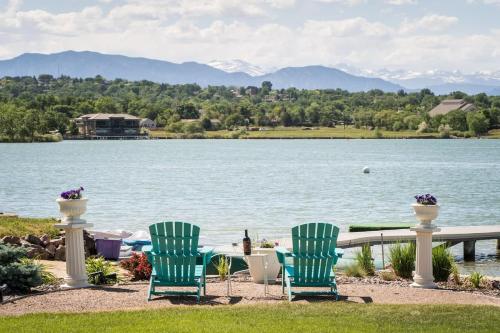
[
  {"x1": 75, "y1": 113, "x2": 142, "y2": 138},
  {"x1": 429, "y1": 99, "x2": 475, "y2": 117},
  {"x1": 140, "y1": 118, "x2": 156, "y2": 129}
]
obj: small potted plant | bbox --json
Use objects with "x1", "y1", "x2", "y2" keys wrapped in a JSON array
[
  {"x1": 250, "y1": 240, "x2": 281, "y2": 283},
  {"x1": 56, "y1": 186, "x2": 87, "y2": 223},
  {"x1": 412, "y1": 194, "x2": 439, "y2": 225}
]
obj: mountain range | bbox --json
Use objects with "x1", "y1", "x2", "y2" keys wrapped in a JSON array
[{"x1": 0, "y1": 51, "x2": 499, "y2": 95}]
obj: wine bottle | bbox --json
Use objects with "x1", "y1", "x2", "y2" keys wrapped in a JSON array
[{"x1": 243, "y1": 229, "x2": 251, "y2": 255}]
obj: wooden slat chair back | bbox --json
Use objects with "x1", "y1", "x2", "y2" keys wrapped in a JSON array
[
  {"x1": 145, "y1": 221, "x2": 213, "y2": 302},
  {"x1": 291, "y1": 223, "x2": 339, "y2": 285},
  {"x1": 276, "y1": 222, "x2": 343, "y2": 301},
  {"x1": 149, "y1": 221, "x2": 200, "y2": 284}
]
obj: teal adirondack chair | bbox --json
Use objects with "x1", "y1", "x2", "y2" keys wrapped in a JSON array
[
  {"x1": 275, "y1": 223, "x2": 343, "y2": 301},
  {"x1": 143, "y1": 221, "x2": 213, "y2": 302}
]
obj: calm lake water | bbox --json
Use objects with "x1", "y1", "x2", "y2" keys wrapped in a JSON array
[{"x1": 1, "y1": 139, "x2": 499, "y2": 275}]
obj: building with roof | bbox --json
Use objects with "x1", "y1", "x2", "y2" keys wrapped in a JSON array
[
  {"x1": 429, "y1": 99, "x2": 475, "y2": 117},
  {"x1": 140, "y1": 118, "x2": 156, "y2": 129},
  {"x1": 75, "y1": 114, "x2": 141, "y2": 137}
]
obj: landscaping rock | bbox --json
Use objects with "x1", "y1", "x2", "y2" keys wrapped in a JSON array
[
  {"x1": 83, "y1": 230, "x2": 96, "y2": 256},
  {"x1": 20, "y1": 240, "x2": 32, "y2": 248},
  {"x1": 25, "y1": 234, "x2": 43, "y2": 246},
  {"x1": 493, "y1": 280, "x2": 499, "y2": 290},
  {"x1": 49, "y1": 238, "x2": 63, "y2": 248},
  {"x1": 45, "y1": 244, "x2": 56, "y2": 257},
  {"x1": 40, "y1": 234, "x2": 50, "y2": 246},
  {"x1": 26, "y1": 246, "x2": 50, "y2": 259},
  {"x1": 1, "y1": 235, "x2": 21, "y2": 246},
  {"x1": 54, "y1": 245, "x2": 66, "y2": 261}
]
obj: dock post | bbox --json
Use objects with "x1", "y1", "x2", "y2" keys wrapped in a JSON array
[
  {"x1": 463, "y1": 240, "x2": 476, "y2": 261},
  {"x1": 497, "y1": 239, "x2": 500, "y2": 251}
]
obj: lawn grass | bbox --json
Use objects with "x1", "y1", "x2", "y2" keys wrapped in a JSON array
[
  {"x1": 487, "y1": 129, "x2": 500, "y2": 138},
  {"x1": 150, "y1": 126, "x2": 441, "y2": 139},
  {"x1": 0, "y1": 216, "x2": 59, "y2": 238},
  {"x1": 1, "y1": 303, "x2": 498, "y2": 333}
]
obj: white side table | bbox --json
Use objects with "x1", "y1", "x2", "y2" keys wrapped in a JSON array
[{"x1": 245, "y1": 254, "x2": 269, "y2": 295}]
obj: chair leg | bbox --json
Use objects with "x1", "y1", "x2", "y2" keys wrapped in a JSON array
[
  {"x1": 281, "y1": 265, "x2": 285, "y2": 294},
  {"x1": 197, "y1": 281, "x2": 202, "y2": 303},
  {"x1": 285, "y1": 277, "x2": 292, "y2": 302},
  {"x1": 147, "y1": 278, "x2": 154, "y2": 301}
]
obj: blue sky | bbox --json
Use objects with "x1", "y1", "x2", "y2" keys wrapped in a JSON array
[{"x1": 0, "y1": 0, "x2": 499, "y2": 73}]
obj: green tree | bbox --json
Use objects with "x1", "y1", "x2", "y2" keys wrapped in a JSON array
[{"x1": 466, "y1": 112, "x2": 489, "y2": 136}]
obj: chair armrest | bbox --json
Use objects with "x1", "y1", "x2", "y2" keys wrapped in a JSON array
[
  {"x1": 142, "y1": 245, "x2": 153, "y2": 254},
  {"x1": 275, "y1": 246, "x2": 291, "y2": 256},
  {"x1": 199, "y1": 246, "x2": 214, "y2": 258},
  {"x1": 335, "y1": 248, "x2": 344, "y2": 258},
  {"x1": 275, "y1": 246, "x2": 293, "y2": 265}
]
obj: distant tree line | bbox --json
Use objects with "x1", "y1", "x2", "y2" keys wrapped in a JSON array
[{"x1": 0, "y1": 75, "x2": 499, "y2": 141}]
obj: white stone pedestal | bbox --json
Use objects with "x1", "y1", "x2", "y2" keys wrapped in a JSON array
[
  {"x1": 55, "y1": 222, "x2": 93, "y2": 289},
  {"x1": 410, "y1": 224, "x2": 440, "y2": 289}
]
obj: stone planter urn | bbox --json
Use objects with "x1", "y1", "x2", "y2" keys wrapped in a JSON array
[
  {"x1": 412, "y1": 203, "x2": 439, "y2": 226},
  {"x1": 56, "y1": 198, "x2": 88, "y2": 224},
  {"x1": 411, "y1": 200, "x2": 440, "y2": 289},
  {"x1": 55, "y1": 193, "x2": 92, "y2": 289}
]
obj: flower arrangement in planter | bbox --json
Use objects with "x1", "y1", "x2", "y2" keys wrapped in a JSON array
[
  {"x1": 60, "y1": 186, "x2": 84, "y2": 200},
  {"x1": 56, "y1": 186, "x2": 87, "y2": 223},
  {"x1": 412, "y1": 193, "x2": 439, "y2": 225},
  {"x1": 414, "y1": 194, "x2": 437, "y2": 206}
]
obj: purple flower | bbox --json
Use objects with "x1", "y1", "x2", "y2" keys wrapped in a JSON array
[
  {"x1": 60, "y1": 187, "x2": 84, "y2": 200},
  {"x1": 415, "y1": 193, "x2": 437, "y2": 205}
]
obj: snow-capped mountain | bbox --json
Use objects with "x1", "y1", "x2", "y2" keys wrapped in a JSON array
[
  {"x1": 207, "y1": 59, "x2": 268, "y2": 76},
  {"x1": 335, "y1": 64, "x2": 500, "y2": 92}
]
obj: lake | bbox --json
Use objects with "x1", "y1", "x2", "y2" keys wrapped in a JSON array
[{"x1": 1, "y1": 139, "x2": 499, "y2": 275}]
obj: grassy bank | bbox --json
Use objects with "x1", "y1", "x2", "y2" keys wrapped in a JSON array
[
  {"x1": 0, "y1": 133, "x2": 63, "y2": 143},
  {"x1": 0, "y1": 216, "x2": 59, "y2": 238},
  {"x1": 1, "y1": 303, "x2": 498, "y2": 332},
  {"x1": 150, "y1": 126, "x2": 453, "y2": 139}
]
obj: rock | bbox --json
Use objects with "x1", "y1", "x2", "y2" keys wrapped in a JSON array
[
  {"x1": 49, "y1": 238, "x2": 63, "y2": 248},
  {"x1": 40, "y1": 234, "x2": 50, "y2": 246},
  {"x1": 54, "y1": 245, "x2": 66, "y2": 261},
  {"x1": 1, "y1": 235, "x2": 21, "y2": 246},
  {"x1": 83, "y1": 230, "x2": 96, "y2": 256},
  {"x1": 26, "y1": 246, "x2": 50, "y2": 259},
  {"x1": 46, "y1": 243, "x2": 57, "y2": 256},
  {"x1": 493, "y1": 280, "x2": 500, "y2": 290},
  {"x1": 25, "y1": 234, "x2": 43, "y2": 246},
  {"x1": 20, "y1": 240, "x2": 32, "y2": 248}
]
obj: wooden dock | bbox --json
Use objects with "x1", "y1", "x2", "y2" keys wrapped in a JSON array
[{"x1": 278, "y1": 225, "x2": 500, "y2": 261}]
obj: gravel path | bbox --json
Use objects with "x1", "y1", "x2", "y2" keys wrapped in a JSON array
[{"x1": 1, "y1": 280, "x2": 499, "y2": 316}]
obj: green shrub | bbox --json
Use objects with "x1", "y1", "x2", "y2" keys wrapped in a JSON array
[
  {"x1": 345, "y1": 263, "x2": 365, "y2": 277},
  {"x1": 389, "y1": 242, "x2": 416, "y2": 279},
  {"x1": 214, "y1": 255, "x2": 228, "y2": 280},
  {"x1": 86, "y1": 256, "x2": 119, "y2": 285},
  {"x1": 451, "y1": 264, "x2": 461, "y2": 285},
  {"x1": 373, "y1": 127, "x2": 383, "y2": 138},
  {"x1": 0, "y1": 244, "x2": 43, "y2": 291},
  {"x1": 356, "y1": 244, "x2": 375, "y2": 276},
  {"x1": 260, "y1": 241, "x2": 275, "y2": 249},
  {"x1": 20, "y1": 258, "x2": 59, "y2": 285},
  {"x1": 379, "y1": 270, "x2": 396, "y2": 281},
  {"x1": 469, "y1": 271, "x2": 484, "y2": 288},
  {"x1": 432, "y1": 246, "x2": 454, "y2": 282}
]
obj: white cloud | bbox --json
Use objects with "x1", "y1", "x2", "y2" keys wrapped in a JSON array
[
  {"x1": 0, "y1": 1, "x2": 498, "y2": 73},
  {"x1": 399, "y1": 15, "x2": 459, "y2": 34},
  {"x1": 314, "y1": 0, "x2": 365, "y2": 5},
  {"x1": 467, "y1": 0, "x2": 500, "y2": 5},
  {"x1": 385, "y1": 0, "x2": 418, "y2": 5}
]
